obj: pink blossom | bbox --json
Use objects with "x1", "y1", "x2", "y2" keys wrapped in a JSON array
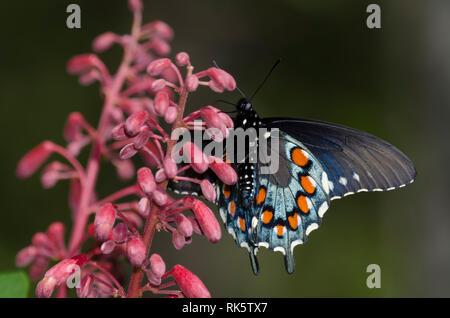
[
  {"x1": 175, "y1": 52, "x2": 190, "y2": 66},
  {"x1": 208, "y1": 156, "x2": 238, "y2": 185},
  {"x1": 16, "y1": 246, "x2": 37, "y2": 267},
  {"x1": 186, "y1": 75, "x2": 199, "y2": 91},
  {"x1": 36, "y1": 255, "x2": 87, "y2": 298},
  {"x1": 184, "y1": 196, "x2": 221, "y2": 243},
  {"x1": 154, "y1": 91, "x2": 169, "y2": 115},
  {"x1": 113, "y1": 223, "x2": 129, "y2": 243},
  {"x1": 200, "y1": 179, "x2": 216, "y2": 202},
  {"x1": 170, "y1": 265, "x2": 211, "y2": 298},
  {"x1": 77, "y1": 275, "x2": 94, "y2": 298},
  {"x1": 16, "y1": 141, "x2": 53, "y2": 179},
  {"x1": 182, "y1": 142, "x2": 209, "y2": 173},
  {"x1": 94, "y1": 203, "x2": 117, "y2": 241},
  {"x1": 175, "y1": 214, "x2": 193, "y2": 237},
  {"x1": 124, "y1": 110, "x2": 149, "y2": 137},
  {"x1": 137, "y1": 167, "x2": 156, "y2": 196},
  {"x1": 147, "y1": 58, "x2": 172, "y2": 76},
  {"x1": 127, "y1": 237, "x2": 146, "y2": 267},
  {"x1": 92, "y1": 32, "x2": 117, "y2": 52}
]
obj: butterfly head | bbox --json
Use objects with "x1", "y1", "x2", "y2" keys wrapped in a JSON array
[{"x1": 236, "y1": 98, "x2": 253, "y2": 112}]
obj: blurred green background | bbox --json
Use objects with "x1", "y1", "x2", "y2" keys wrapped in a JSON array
[{"x1": 1, "y1": 0, "x2": 449, "y2": 297}]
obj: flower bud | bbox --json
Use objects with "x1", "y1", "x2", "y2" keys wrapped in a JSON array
[
  {"x1": 77, "y1": 275, "x2": 94, "y2": 298},
  {"x1": 111, "y1": 123, "x2": 127, "y2": 140},
  {"x1": 152, "y1": 188, "x2": 168, "y2": 206},
  {"x1": 137, "y1": 197, "x2": 150, "y2": 216},
  {"x1": 184, "y1": 197, "x2": 221, "y2": 243},
  {"x1": 137, "y1": 167, "x2": 156, "y2": 196},
  {"x1": 200, "y1": 107, "x2": 226, "y2": 134},
  {"x1": 151, "y1": 78, "x2": 166, "y2": 91},
  {"x1": 175, "y1": 52, "x2": 190, "y2": 66},
  {"x1": 149, "y1": 253, "x2": 166, "y2": 277},
  {"x1": 36, "y1": 255, "x2": 87, "y2": 298},
  {"x1": 127, "y1": 236, "x2": 146, "y2": 267},
  {"x1": 16, "y1": 246, "x2": 37, "y2": 267},
  {"x1": 94, "y1": 203, "x2": 117, "y2": 241},
  {"x1": 128, "y1": 0, "x2": 142, "y2": 12},
  {"x1": 46, "y1": 222, "x2": 65, "y2": 250},
  {"x1": 151, "y1": 38, "x2": 171, "y2": 56},
  {"x1": 119, "y1": 143, "x2": 138, "y2": 160},
  {"x1": 208, "y1": 157, "x2": 237, "y2": 185},
  {"x1": 185, "y1": 75, "x2": 199, "y2": 92},
  {"x1": 32, "y1": 232, "x2": 55, "y2": 251},
  {"x1": 207, "y1": 67, "x2": 236, "y2": 91},
  {"x1": 67, "y1": 54, "x2": 102, "y2": 75},
  {"x1": 155, "y1": 169, "x2": 166, "y2": 183},
  {"x1": 172, "y1": 230, "x2": 186, "y2": 250},
  {"x1": 175, "y1": 214, "x2": 193, "y2": 237},
  {"x1": 64, "y1": 112, "x2": 83, "y2": 142},
  {"x1": 200, "y1": 179, "x2": 216, "y2": 202},
  {"x1": 164, "y1": 106, "x2": 177, "y2": 124},
  {"x1": 154, "y1": 91, "x2": 169, "y2": 116},
  {"x1": 170, "y1": 265, "x2": 211, "y2": 298},
  {"x1": 188, "y1": 216, "x2": 202, "y2": 235},
  {"x1": 101, "y1": 240, "x2": 116, "y2": 255},
  {"x1": 125, "y1": 110, "x2": 149, "y2": 137},
  {"x1": 143, "y1": 20, "x2": 174, "y2": 41},
  {"x1": 29, "y1": 256, "x2": 49, "y2": 281},
  {"x1": 182, "y1": 142, "x2": 209, "y2": 174},
  {"x1": 163, "y1": 156, "x2": 177, "y2": 179},
  {"x1": 16, "y1": 141, "x2": 53, "y2": 179},
  {"x1": 113, "y1": 222, "x2": 129, "y2": 243},
  {"x1": 92, "y1": 32, "x2": 117, "y2": 52},
  {"x1": 133, "y1": 126, "x2": 151, "y2": 149},
  {"x1": 147, "y1": 58, "x2": 172, "y2": 76}
]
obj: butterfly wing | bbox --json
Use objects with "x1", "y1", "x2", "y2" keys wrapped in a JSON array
[
  {"x1": 215, "y1": 130, "x2": 331, "y2": 274},
  {"x1": 262, "y1": 118, "x2": 417, "y2": 200}
]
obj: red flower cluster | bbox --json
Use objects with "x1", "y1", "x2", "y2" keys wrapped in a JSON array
[{"x1": 16, "y1": 0, "x2": 236, "y2": 298}]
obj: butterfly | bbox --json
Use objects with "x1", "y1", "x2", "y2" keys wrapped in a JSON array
[{"x1": 170, "y1": 63, "x2": 417, "y2": 274}]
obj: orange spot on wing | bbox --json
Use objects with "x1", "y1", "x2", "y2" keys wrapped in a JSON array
[
  {"x1": 223, "y1": 185, "x2": 231, "y2": 199},
  {"x1": 301, "y1": 176, "x2": 316, "y2": 194},
  {"x1": 297, "y1": 195, "x2": 309, "y2": 214},
  {"x1": 228, "y1": 200, "x2": 236, "y2": 216},
  {"x1": 256, "y1": 187, "x2": 266, "y2": 205},
  {"x1": 288, "y1": 213, "x2": 299, "y2": 230},
  {"x1": 292, "y1": 148, "x2": 309, "y2": 167},
  {"x1": 239, "y1": 217, "x2": 246, "y2": 232},
  {"x1": 262, "y1": 210, "x2": 273, "y2": 224},
  {"x1": 276, "y1": 224, "x2": 285, "y2": 237}
]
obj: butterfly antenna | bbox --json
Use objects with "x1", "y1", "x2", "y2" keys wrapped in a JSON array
[
  {"x1": 250, "y1": 58, "x2": 281, "y2": 101},
  {"x1": 213, "y1": 60, "x2": 247, "y2": 98}
]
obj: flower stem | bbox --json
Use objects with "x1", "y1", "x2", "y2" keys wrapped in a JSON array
[{"x1": 127, "y1": 70, "x2": 192, "y2": 298}]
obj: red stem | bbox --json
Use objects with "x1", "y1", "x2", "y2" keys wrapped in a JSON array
[{"x1": 127, "y1": 66, "x2": 193, "y2": 298}]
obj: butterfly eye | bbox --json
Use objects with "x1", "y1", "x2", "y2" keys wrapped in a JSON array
[{"x1": 245, "y1": 103, "x2": 251, "y2": 110}]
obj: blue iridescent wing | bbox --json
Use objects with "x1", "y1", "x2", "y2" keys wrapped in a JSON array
[
  {"x1": 263, "y1": 118, "x2": 417, "y2": 200},
  {"x1": 217, "y1": 131, "x2": 331, "y2": 274}
]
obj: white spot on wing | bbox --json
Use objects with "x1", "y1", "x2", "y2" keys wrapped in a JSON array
[
  {"x1": 258, "y1": 242, "x2": 269, "y2": 249},
  {"x1": 251, "y1": 217, "x2": 258, "y2": 229},
  {"x1": 240, "y1": 242, "x2": 250, "y2": 251},
  {"x1": 290, "y1": 239, "x2": 303, "y2": 253},
  {"x1": 339, "y1": 177, "x2": 347, "y2": 186},
  {"x1": 322, "y1": 172, "x2": 329, "y2": 194},
  {"x1": 306, "y1": 223, "x2": 319, "y2": 236},
  {"x1": 353, "y1": 172, "x2": 360, "y2": 182},
  {"x1": 318, "y1": 202, "x2": 329, "y2": 218},
  {"x1": 274, "y1": 246, "x2": 286, "y2": 255}
]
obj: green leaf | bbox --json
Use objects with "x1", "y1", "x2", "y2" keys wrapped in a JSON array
[{"x1": 0, "y1": 271, "x2": 30, "y2": 298}]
